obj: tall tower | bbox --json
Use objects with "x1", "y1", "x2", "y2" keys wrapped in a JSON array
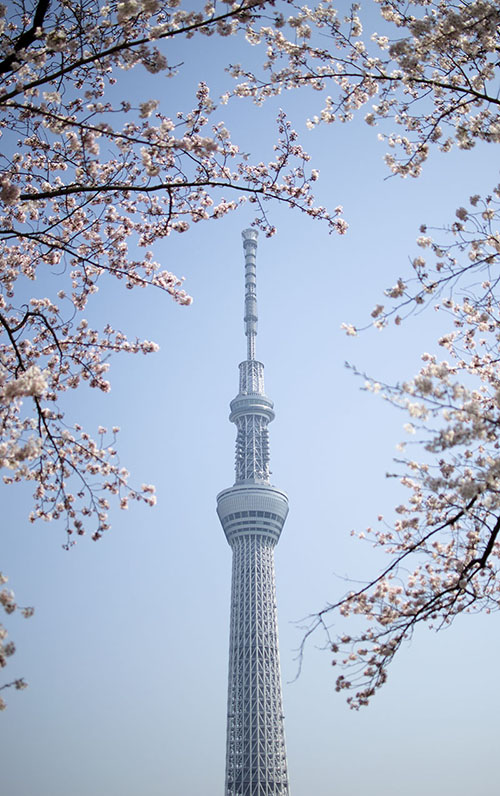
[{"x1": 217, "y1": 229, "x2": 290, "y2": 796}]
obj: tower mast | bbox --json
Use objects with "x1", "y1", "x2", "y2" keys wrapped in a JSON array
[{"x1": 217, "y1": 229, "x2": 290, "y2": 796}]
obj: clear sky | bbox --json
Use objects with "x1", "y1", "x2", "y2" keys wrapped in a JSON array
[{"x1": 2, "y1": 7, "x2": 500, "y2": 796}]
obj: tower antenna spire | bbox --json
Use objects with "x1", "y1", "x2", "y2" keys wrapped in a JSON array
[{"x1": 242, "y1": 228, "x2": 258, "y2": 361}]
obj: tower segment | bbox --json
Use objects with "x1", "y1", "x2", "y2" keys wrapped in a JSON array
[{"x1": 217, "y1": 229, "x2": 290, "y2": 796}]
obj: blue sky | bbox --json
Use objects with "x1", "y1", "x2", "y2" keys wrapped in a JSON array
[{"x1": 2, "y1": 7, "x2": 500, "y2": 795}]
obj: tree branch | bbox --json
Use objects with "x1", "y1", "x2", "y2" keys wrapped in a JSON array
[{"x1": 0, "y1": 0, "x2": 51, "y2": 76}]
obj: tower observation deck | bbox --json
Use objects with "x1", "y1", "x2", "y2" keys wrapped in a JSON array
[{"x1": 217, "y1": 229, "x2": 290, "y2": 796}]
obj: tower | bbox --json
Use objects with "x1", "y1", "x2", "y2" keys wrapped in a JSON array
[{"x1": 217, "y1": 229, "x2": 290, "y2": 796}]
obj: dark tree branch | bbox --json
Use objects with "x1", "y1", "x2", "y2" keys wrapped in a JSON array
[{"x1": 0, "y1": 0, "x2": 51, "y2": 76}]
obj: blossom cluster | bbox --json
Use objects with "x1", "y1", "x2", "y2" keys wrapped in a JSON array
[
  {"x1": 0, "y1": 572, "x2": 32, "y2": 710},
  {"x1": 352, "y1": 185, "x2": 500, "y2": 331},
  {"x1": 312, "y1": 289, "x2": 500, "y2": 708},
  {"x1": 229, "y1": 1, "x2": 499, "y2": 178}
]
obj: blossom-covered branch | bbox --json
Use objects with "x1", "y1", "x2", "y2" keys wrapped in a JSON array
[
  {"x1": 0, "y1": 0, "x2": 346, "y2": 700},
  {"x1": 232, "y1": 0, "x2": 500, "y2": 176},
  {"x1": 313, "y1": 288, "x2": 500, "y2": 708},
  {"x1": 0, "y1": 0, "x2": 344, "y2": 542},
  {"x1": 0, "y1": 572, "x2": 32, "y2": 710}
]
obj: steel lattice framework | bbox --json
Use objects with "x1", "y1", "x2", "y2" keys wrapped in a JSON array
[{"x1": 217, "y1": 229, "x2": 290, "y2": 796}]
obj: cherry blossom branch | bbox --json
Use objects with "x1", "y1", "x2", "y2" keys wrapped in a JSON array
[
  {"x1": 0, "y1": 1, "x2": 266, "y2": 102},
  {"x1": 0, "y1": 0, "x2": 51, "y2": 76}
]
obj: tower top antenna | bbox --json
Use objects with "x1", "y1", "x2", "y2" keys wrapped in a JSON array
[{"x1": 242, "y1": 228, "x2": 258, "y2": 361}]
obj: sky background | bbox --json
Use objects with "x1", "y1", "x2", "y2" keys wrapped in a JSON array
[{"x1": 2, "y1": 4, "x2": 500, "y2": 795}]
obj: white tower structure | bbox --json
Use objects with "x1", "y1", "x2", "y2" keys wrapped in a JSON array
[{"x1": 217, "y1": 229, "x2": 290, "y2": 796}]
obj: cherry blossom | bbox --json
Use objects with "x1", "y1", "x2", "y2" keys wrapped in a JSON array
[
  {"x1": 324, "y1": 186, "x2": 500, "y2": 707},
  {"x1": 235, "y1": 1, "x2": 499, "y2": 177},
  {"x1": 0, "y1": 572, "x2": 32, "y2": 709},
  {"x1": 0, "y1": 0, "x2": 347, "y2": 702},
  {"x1": 309, "y1": 292, "x2": 500, "y2": 708}
]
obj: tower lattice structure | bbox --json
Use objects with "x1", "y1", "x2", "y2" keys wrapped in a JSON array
[{"x1": 217, "y1": 229, "x2": 290, "y2": 796}]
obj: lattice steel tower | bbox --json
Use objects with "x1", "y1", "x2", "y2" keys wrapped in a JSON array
[{"x1": 217, "y1": 229, "x2": 290, "y2": 796}]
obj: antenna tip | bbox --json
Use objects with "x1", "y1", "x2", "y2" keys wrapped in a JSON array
[{"x1": 242, "y1": 228, "x2": 258, "y2": 243}]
